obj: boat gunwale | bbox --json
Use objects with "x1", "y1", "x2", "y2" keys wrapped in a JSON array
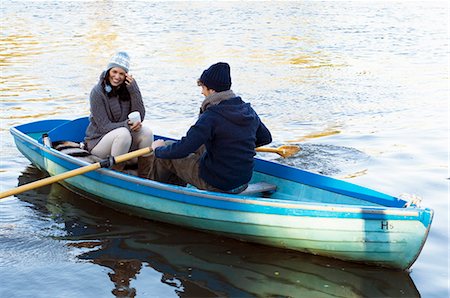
[
  {"x1": 16, "y1": 117, "x2": 411, "y2": 207},
  {"x1": 10, "y1": 125, "x2": 428, "y2": 219}
]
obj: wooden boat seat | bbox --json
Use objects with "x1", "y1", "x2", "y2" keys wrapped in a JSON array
[{"x1": 240, "y1": 182, "x2": 277, "y2": 195}]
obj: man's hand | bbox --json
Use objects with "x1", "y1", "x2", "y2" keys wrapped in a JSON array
[{"x1": 151, "y1": 139, "x2": 166, "y2": 151}]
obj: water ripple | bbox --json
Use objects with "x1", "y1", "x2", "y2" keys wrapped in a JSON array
[{"x1": 0, "y1": 1, "x2": 448, "y2": 296}]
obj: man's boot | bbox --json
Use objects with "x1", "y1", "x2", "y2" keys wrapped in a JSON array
[
  {"x1": 111, "y1": 163, "x2": 126, "y2": 172},
  {"x1": 137, "y1": 155, "x2": 154, "y2": 178}
]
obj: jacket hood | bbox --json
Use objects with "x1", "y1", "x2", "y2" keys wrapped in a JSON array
[
  {"x1": 207, "y1": 97, "x2": 257, "y2": 126},
  {"x1": 92, "y1": 71, "x2": 107, "y2": 91},
  {"x1": 98, "y1": 70, "x2": 107, "y2": 84}
]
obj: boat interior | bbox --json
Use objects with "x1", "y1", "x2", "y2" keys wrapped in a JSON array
[{"x1": 14, "y1": 117, "x2": 412, "y2": 208}]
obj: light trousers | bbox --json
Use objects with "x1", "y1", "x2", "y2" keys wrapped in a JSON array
[{"x1": 90, "y1": 126, "x2": 153, "y2": 162}]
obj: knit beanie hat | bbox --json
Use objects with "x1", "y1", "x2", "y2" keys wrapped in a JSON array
[
  {"x1": 199, "y1": 62, "x2": 231, "y2": 92},
  {"x1": 106, "y1": 51, "x2": 130, "y2": 73}
]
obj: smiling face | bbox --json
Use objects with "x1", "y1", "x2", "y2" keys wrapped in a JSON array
[{"x1": 108, "y1": 67, "x2": 126, "y2": 86}]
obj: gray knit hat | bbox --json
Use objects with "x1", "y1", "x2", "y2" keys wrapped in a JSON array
[{"x1": 106, "y1": 51, "x2": 130, "y2": 73}]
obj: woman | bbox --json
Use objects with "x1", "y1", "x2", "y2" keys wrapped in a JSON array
[{"x1": 84, "y1": 51, "x2": 153, "y2": 171}]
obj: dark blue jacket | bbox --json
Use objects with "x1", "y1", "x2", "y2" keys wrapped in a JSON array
[{"x1": 154, "y1": 97, "x2": 272, "y2": 191}]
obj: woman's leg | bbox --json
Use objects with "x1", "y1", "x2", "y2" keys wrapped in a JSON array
[
  {"x1": 129, "y1": 125, "x2": 153, "y2": 164},
  {"x1": 90, "y1": 127, "x2": 132, "y2": 158},
  {"x1": 131, "y1": 125, "x2": 153, "y2": 151}
]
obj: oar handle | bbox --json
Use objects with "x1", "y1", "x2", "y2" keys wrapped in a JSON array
[
  {"x1": 114, "y1": 147, "x2": 152, "y2": 164},
  {"x1": 255, "y1": 147, "x2": 279, "y2": 154},
  {"x1": 0, "y1": 162, "x2": 101, "y2": 199},
  {"x1": 0, "y1": 147, "x2": 153, "y2": 200}
]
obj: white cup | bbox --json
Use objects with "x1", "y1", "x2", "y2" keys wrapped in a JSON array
[{"x1": 128, "y1": 111, "x2": 141, "y2": 125}]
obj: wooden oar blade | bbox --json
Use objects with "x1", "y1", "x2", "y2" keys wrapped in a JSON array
[
  {"x1": 255, "y1": 145, "x2": 300, "y2": 158},
  {"x1": 278, "y1": 145, "x2": 300, "y2": 158}
]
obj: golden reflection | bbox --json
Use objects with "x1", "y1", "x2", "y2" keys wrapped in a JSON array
[
  {"x1": 4, "y1": 111, "x2": 61, "y2": 119},
  {"x1": 305, "y1": 63, "x2": 342, "y2": 69},
  {"x1": 0, "y1": 84, "x2": 40, "y2": 95},
  {"x1": 83, "y1": 4, "x2": 118, "y2": 69},
  {"x1": 0, "y1": 35, "x2": 41, "y2": 67},
  {"x1": 0, "y1": 32, "x2": 43, "y2": 102},
  {"x1": 168, "y1": 43, "x2": 206, "y2": 66},
  {"x1": 0, "y1": 92, "x2": 20, "y2": 97},
  {"x1": 290, "y1": 54, "x2": 346, "y2": 69},
  {"x1": 4, "y1": 97, "x2": 66, "y2": 103},
  {"x1": 246, "y1": 47, "x2": 346, "y2": 70},
  {"x1": 248, "y1": 49, "x2": 283, "y2": 64},
  {"x1": 290, "y1": 56, "x2": 313, "y2": 64}
]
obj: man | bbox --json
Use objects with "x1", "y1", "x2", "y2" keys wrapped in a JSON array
[{"x1": 138, "y1": 62, "x2": 272, "y2": 193}]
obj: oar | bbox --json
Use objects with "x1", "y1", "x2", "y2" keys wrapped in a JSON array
[
  {"x1": 256, "y1": 145, "x2": 300, "y2": 158},
  {"x1": 0, "y1": 147, "x2": 152, "y2": 200}
]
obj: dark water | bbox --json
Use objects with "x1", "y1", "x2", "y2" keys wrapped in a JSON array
[{"x1": 1, "y1": 1, "x2": 448, "y2": 297}]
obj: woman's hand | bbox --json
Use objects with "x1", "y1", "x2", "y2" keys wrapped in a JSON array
[
  {"x1": 125, "y1": 73, "x2": 134, "y2": 85},
  {"x1": 128, "y1": 120, "x2": 142, "y2": 132}
]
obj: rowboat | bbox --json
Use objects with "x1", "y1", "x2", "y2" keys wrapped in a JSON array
[{"x1": 9, "y1": 117, "x2": 433, "y2": 270}]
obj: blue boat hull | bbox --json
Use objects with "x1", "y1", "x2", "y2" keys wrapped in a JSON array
[{"x1": 10, "y1": 117, "x2": 434, "y2": 270}]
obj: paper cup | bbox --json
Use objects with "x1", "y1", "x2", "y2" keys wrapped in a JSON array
[{"x1": 128, "y1": 111, "x2": 141, "y2": 124}]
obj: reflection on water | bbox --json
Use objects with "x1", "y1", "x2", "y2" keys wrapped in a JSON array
[
  {"x1": 1, "y1": 1, "x2": 448, "y2": 297},
  {"x1": 13, "y1": 166, "x2": 419, "y2": 297}
]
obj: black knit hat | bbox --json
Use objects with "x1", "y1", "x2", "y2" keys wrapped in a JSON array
[{"x1": 199, "y1": 62, "x2": 231, "y2": 92}]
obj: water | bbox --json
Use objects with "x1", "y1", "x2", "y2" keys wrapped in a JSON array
[{"x1": 1, "y1": 1, "x2": 448, "y2": 297}]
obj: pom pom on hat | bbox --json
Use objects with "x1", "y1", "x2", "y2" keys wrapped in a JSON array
[
  {"x1": 199, "y1": 62, "x2": 231, "y2": 92},
  {"x1": 107, "y1": 51, "x2": 130, "y2": 73}
]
